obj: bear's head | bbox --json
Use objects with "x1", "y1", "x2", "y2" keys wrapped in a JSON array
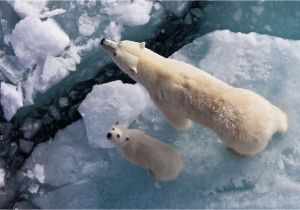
[
  {"x1": 100, "y1": 38, "x2": 145, "y2": 77},
  {"x1": 106, "y1": 121, "x2": 131, "y2": 147}
]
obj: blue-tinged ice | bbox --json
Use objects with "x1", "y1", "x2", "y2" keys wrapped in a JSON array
[
  {"x1": 78, "y1": 80, "x2": 149, "y2": 148},
  {"x1": 22, "y1": 30, "x2": 300, "y2": 208},
  {"x1": 0, "y1": 0, "x2": 165, "y2": 120}
]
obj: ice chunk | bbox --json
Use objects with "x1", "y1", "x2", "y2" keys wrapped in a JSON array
[
  {"x1": 39, "y1": 9, "x2": 66, "y2": 19},
  {"x1": 9, "y1": 17, "x2": 70, "y2": 68},
  {"x1": 101, "y1": 0, "x2": 153, "y2": 27},
  {"x1": 28, "y1": 183, "x2": 39, "y2": 194},
  {"x1": 0, "y1": 168, "x2": 5, "y2": 187},
  {"x1": 33, "y1": 164, "x2": 45, "y2": 184},
  {"x1": 78, "y1": 13, "x2": 100, "y2": 36},
  {"x1": 20, "y1": 118, "x2": 42, "y2": 140},
  {"x1": 12, "y1": 0, "x2": 48, "y2": 18},
  {"x1": 22, "y1": 120, "x2": 109, "y2": 188},
  {"x1": 19, "y1": 139, "x2": 34, "y2": 154},
  {"x1": 40, "y1": 55, "x2": 70, "y2": 89},
  {"x1": 0, "y1": 82, "x2": 23, "y2": 121},
  {"x1": 78, "y1": 80, "x2": 149, "y2": 148},
  {"x1": 58, "y1": 97, "x2": 69, "y2": 108},
  {"x1": 160, "y1": 1, "x2": 189, "y2": 17},
  {"x1": 103, "y1": 21, "x2": 123, "y2": 42},
  {"x1": 0, "y1": 55, "x2": 25, "y2": 85}
]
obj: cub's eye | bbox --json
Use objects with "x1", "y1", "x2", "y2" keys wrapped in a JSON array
[
  {"x1": 125, "y1": 137, "x2": 130, "y2": 141},
  {"x1": 112, "y1": 128, "x2": 115, "y2": 130},
  {"x1": 117, "y1": 134, "x2": 120, "y2": 138},
  {"x1": 113, "y1": 52, "x2": 117, "y2": 56}
]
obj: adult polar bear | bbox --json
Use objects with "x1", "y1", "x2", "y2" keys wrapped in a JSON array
[{"x1": 100, "y1": 39, "x2": 288, "y2": 155}]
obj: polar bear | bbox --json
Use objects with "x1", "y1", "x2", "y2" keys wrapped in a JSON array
[
  {"x1": 100, "y1": 39, "x2": 288, "y2": 155},
  {"x1": 106, "y1": 122, "x2": 183, "y2": 181}
]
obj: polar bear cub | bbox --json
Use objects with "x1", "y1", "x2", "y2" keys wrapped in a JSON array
[
  {"x1": 106, "y1": 122, "x2": 183, "y2": 181},
  {"x1": 100, "y1": 39, "x2": 288, "y2": 156}
]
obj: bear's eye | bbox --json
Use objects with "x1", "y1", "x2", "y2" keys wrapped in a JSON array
[
  {"x1": 117, "y1": 134, "x2": 120, "y2": 138},
  {"x1": 113, "y1": 52, "x2": 117, "y2": 56},
  {"x1": 112, "y1": 128, "x2": 115, "y2": 130},
  {"x1": 125, "y1": 137, "x2": 130, "y2": 141}
]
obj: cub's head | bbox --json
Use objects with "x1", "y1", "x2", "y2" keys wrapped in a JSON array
[
  {"x1": 100, "y1": 38, "x2": 146, "y2": 76},
  {"x1": 106, "y1": 122, "x2": 131, "y2": 147}
]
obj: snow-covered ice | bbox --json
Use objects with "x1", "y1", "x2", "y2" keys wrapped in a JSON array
[
  {"x1": 101, "y1": 0, "x2": 153, "y2": 27},
  {"x1": 33, "y1": 164, "x2": 45, "y2": 184},
  {"x1": 0, "y1": 82, "x2": 23, "y2": 120},
  {"x1": 0, "y1": 168, "x2": 5, "y2": 188},
  {"x1": 9, "y1": 17, "x2": 70, "y2": 68},
  {"x1": 78, "y1": 80, "x2": 149, "y2": 148},
  {"x1": 12, "y1": 0, "x2": 48, "y2": 18}
]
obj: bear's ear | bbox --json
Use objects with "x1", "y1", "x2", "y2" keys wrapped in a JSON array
[
  {"x1": 115, "y1": 121, "x2": 119, "y2": 125},
  {"x1": 139, "y1": 42, "x2": 145, "y2": 49},
  {"x1": 130, "y1": 66, "x2": 137, "y2": 74},
  {"x1": 125, "y1": 137, "x2": 130, "y2": 141}
]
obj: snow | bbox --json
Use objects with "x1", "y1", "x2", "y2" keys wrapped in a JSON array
[
  {"x1": 0, "y1": 82, "x2": 23, "y2": 121},
  {"x1": 9, "y1": 17, "x2": 70, "y2": 68},
  {"x1": 0, "y1": 168, "x2": 5, "y2": 187},
  {"x1": 78, "y1": 80, "x2": 149, "y2": 148}
]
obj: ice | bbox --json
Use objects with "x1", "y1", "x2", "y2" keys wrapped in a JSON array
[
  {"x1": 19, "y1": 139, "x2": 34, "y2": 154},
  {"x1": 0, "y1": 55, "x2": 25, "y2": 84},
  {"x1": 33, "y1": 164, "x2": 45, "y2": 184},
  {"x1": 100, "y1": 0, "x2": 153, "y2": 27},
  {"x1": 39, "y1": 8, "x2": 66, "y2": 19},
  {"x1": 22, "y1": 120, "x2": 109, "y2": 190},
  {"x1": 23, "y1": 30, "x2": 300, "y2": 208},
  {"x1": 12, "y1": 0, "x2": 48, "y2": 18},
  {"x1": 0, "y1": 82, "x2": 23, "y2": 120},
  {"x1": 103, "y1": 21, "x2": 123, "y2": 42},
  {"x1": 0, "y1": 168, "x2": 5, "y2": 187},
  {"x1": 78, "y1": 13, "x2": 100, "y2": 36},
  {"x1": 78, "y1": 80, "x2": 149, "y2": 148},
  {"x1": 9, "y1": 16, "x2": 70, "y2": 68}
]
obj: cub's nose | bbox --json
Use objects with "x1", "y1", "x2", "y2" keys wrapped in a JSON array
[{"x1": 106, "y1": 132, "x2": 112, "y2": 139}]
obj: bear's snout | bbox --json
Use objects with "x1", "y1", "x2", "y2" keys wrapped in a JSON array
[
  {"x1": 106, "y1": 132, "x2": 112, "y2": 139},
  {"x1": 100, "y1": 38, "x2": 105, "y2": 45}
]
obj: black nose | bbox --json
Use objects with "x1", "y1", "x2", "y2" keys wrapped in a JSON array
[
  {"x1": 106, "y1": 132, "x2": 112, "y2": 139},
  {"x1": 100, "y1": 38, "x2": 105, "y2": 45}
]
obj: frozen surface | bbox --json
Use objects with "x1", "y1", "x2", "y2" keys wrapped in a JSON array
[
  {"x1": 101, "y1": 0, "x2": 153, "y2": 28},
  {"x1": 11, "y1": 0, "x2": 48, "y2": 18},
  {"x1": 78, "y1": 80, "x2": 149, "y2": 148},
  {"x1": 0, "y1": 82, "x2": 23, "y2": 120},
  {"x1": 9, "y1": 16, "x2": 70, "y2": 68},
  {"x1": 0, "y1": 0, "x2": 166, "y2": 120},
  {"x1": 23, "y1": 30, "x2": 300, "y2": 208},
  {"x1": 0, "y1": 168, "x2": 5, "y2": 187}
]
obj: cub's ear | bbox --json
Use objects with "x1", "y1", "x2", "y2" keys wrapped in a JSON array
[
  {"x1": 125, "y1": 137, "x2": 130, "y2": 141},
  {"x1": 139, "y1": 42, "x2": 145, "y2": 49},
  {"x1": 115, "y1": 121, "x2": 119, "y2": 125}
]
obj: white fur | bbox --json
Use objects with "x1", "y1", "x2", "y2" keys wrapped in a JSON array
[
  {"x1": 101, "y1": 40, "x2": 288, "y2": 155},
  {"x1": 107, "y1": 123, "x2": 183, "y2": 181}
]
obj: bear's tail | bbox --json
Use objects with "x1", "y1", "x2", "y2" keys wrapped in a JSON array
[{"x1": 276, "y1": 109, "x2": 288, "y2": 134}]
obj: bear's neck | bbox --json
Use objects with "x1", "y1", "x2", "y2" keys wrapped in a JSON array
[{"x1": 133, "y1": 56, "x2": 170, "y2": 90}]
